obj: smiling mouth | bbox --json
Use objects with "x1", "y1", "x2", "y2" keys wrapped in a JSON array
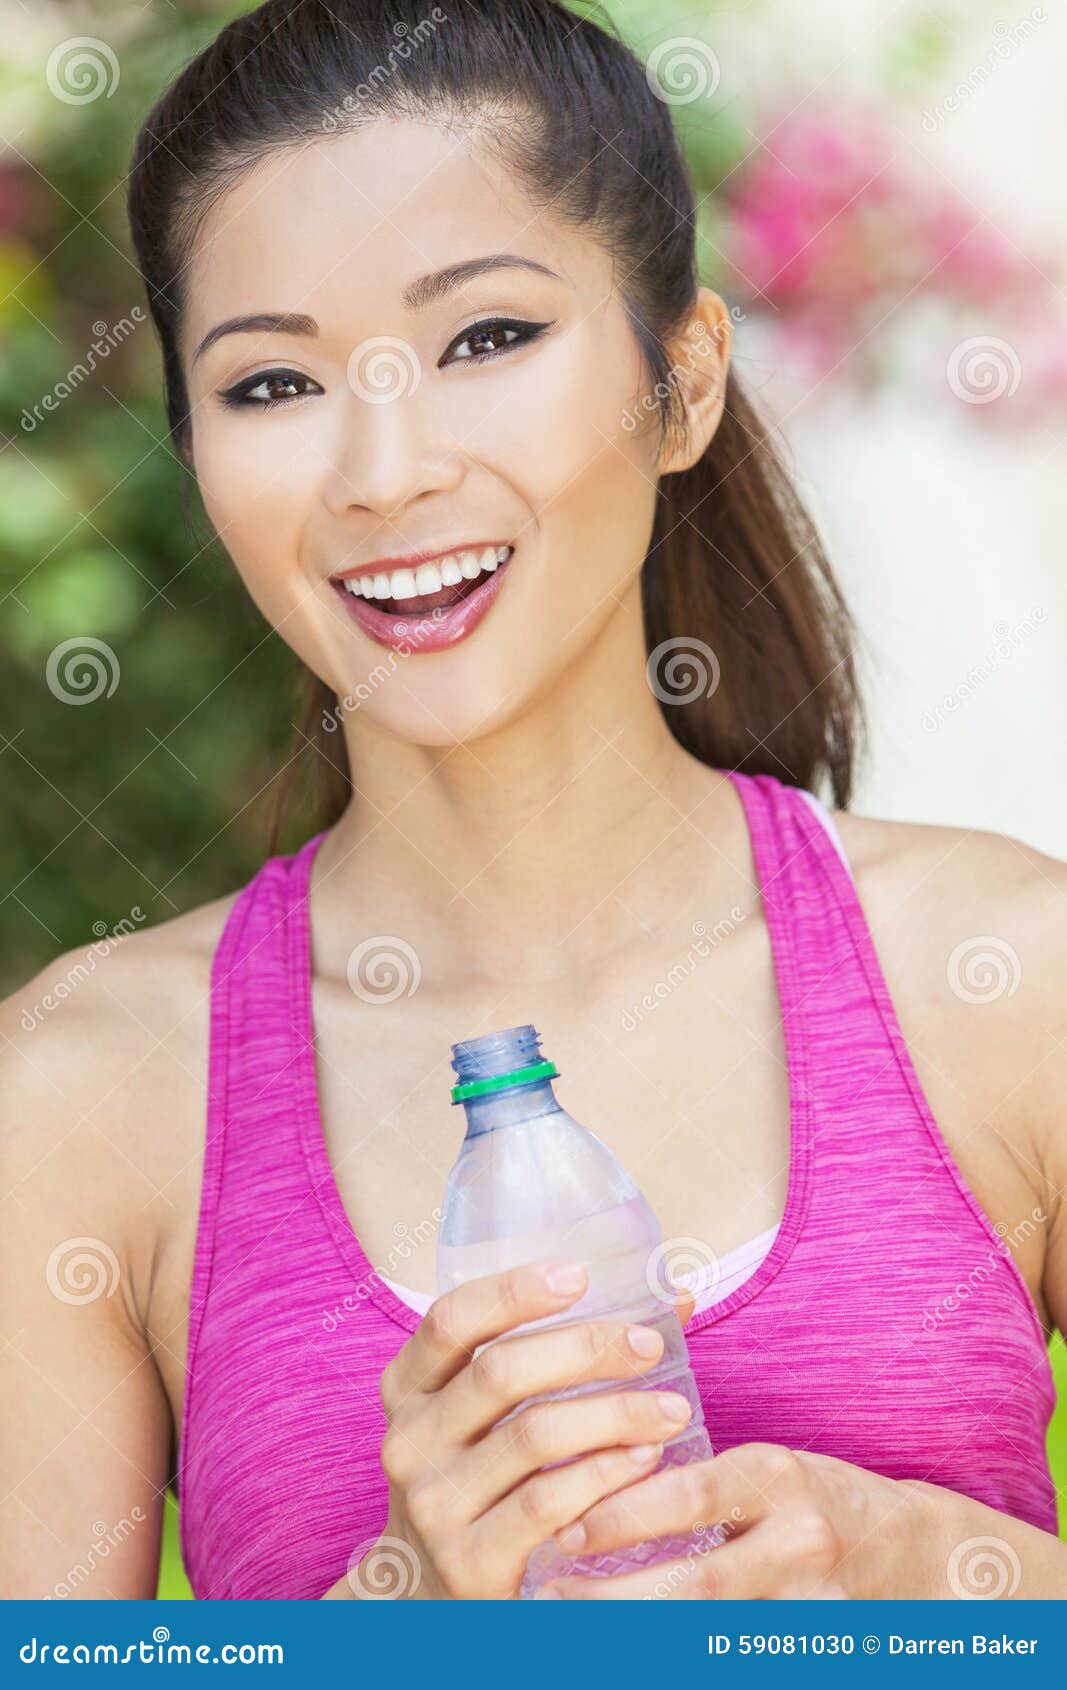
[{"x1": 331, "y1": 544, "x2": 514, "y2": 616}]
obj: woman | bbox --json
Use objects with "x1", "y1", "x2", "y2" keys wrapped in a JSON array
[{"x1": 2, "y1": 0, "x2": 1064, "y2": 1602}]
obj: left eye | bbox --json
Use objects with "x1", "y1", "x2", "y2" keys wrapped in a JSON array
[
  {"x1": 442, "y1": 318, "x2": 550, "y2": 366},
  {"x1": 220, "y1": 370, "x2": 322, "y2": 410}
]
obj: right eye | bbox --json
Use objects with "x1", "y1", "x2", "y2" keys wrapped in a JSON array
[{"x1": 219, "y1": 369, "x2": 323, "y2": 410}]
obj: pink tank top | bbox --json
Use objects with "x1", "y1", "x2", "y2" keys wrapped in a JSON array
[{"x1": 178, "y1": 770, "x2": 1058, "y2": 1597}]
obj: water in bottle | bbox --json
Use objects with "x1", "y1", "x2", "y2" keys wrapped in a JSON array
[{"x1": 437, "y1": 1024, "x2": 721, "y2": 1598}]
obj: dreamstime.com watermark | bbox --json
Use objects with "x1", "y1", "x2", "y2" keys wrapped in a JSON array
[
  {"x1": 347, "y1": 335, "x2": 422, "y2": 403},
  {"x1": 920, "y1": 608, "x2": 1047, "y2": 733},
  {"x1": 322, "y1": 610, "x2": 447, "y2": 731},
  {"x1": 20, "y1": 909, "x2": 147, "y2": 1031},
  {"x1": 45, "y1": 36, "x2": 120, "y2": 105},
  {"x1": 646, "y1": 1236, "x2": 723, "y2": 1304},
  {"x1": 946, "y1": 934, "x2": 1022, "y2": 1005},
  {"x1": 322, "y1": 9, "x2": 448, "y2": 131},
  {"x1": 920, "y1": 1204, "x2": 1045, "y2": 1332},
  {"x1": 646, "y1": 636, "x2": 721, "y2": 707},
  {"x1": 621, "y1": 311, "x2": 745, "y2": 434},
  {"x1": 946, "y1": 1535, "x2": 1022, "y2": 1598},
  {"x1": 643, "y1": 1510, "x2": 742, "y2": 1599},
  {"x1": 645, "y1": 36, "x2": 721, "y2": 106},
  {"x1": 946, "y1": 335, "x2": 1023, "y2": 405},
  {"x1": 19, "y1": 1628, "x2": 283, "y2": 1665},
  {"x1": 346, "y1": 1534, "x2": 423, "y2": 1598},
  {"x1": 346, "y1": 935, "x2": 422, "y2": 1003},
  {"x1": 45, "y1": 1237, "x2": 121, "y2": 1306},
  {"x1": 20, "y1": 311, "x2": 145, "y2": 431},
  {"x1": 621, "y1": 909, "x2": 744, "y2": 1031},
  {"x1": 322, "y1": 1209, "x2": 443, "y2": 1330},
  {"x1": 920, "y1": 10, "x2": 1046, "y2": 132},
  {"x1": 45, "y1": 636, "x2": 121, "y2": 705},
  {"x1": 44, "y1": 1511, "x2": 147, "y2": 1599}
]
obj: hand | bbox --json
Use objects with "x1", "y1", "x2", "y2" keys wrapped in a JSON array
[
  {"x1": 350, "y1": 1259, "x2": 697, "y2": 1599},
  {"x1": 535, "y1": 1441, "x2": 960, "y2": 1599}
]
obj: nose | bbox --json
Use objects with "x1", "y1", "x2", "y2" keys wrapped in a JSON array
[{"x1": 321, "y1": 368, "x2": 463, "y2": 520}]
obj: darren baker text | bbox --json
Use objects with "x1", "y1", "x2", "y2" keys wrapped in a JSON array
[{"x1": 889, "y1": 1636, "x2": 1037, "y2": 1655}]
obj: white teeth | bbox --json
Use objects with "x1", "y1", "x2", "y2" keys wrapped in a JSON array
[
  {"x1": 414, "y1": 562, "x2": 442, "y2": 595},
  {"x1": 340, "y1": 546, "x2": 512, "y2": 603}
]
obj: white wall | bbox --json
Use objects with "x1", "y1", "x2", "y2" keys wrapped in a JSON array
[{"x1": 787, "y1": 391, "x2": 1066, "y2": 854}]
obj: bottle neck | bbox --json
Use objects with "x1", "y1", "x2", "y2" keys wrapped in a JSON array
[
  {"x1": 460, "y1": 1077, "x2": 562, "y2": 1139},
  {"x1": 450, "y1": 1023, "x2": 560, "y2": 1138}
]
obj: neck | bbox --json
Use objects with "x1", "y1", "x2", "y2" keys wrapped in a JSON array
[{"x1": 313, "y1": 580, "x2": 733, "y2": 986}]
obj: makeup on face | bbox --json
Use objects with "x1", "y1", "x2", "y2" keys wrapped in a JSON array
[{"x1": 330, "y1": 542, "x2": 516, "y2": 652}]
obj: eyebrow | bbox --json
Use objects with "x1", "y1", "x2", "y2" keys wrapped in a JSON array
[
  {"x1": 191, "y1": 253, "x2": 563, "y2": 364},
  {"x1": 402, "y1": 252, "x2": 561, "y2": 311}
]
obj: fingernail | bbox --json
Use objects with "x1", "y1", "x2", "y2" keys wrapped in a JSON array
[
  {"x1": 543, "y1": 1262, "x2": 586, "y2": 1294},
  {"x1": 555, "y1": 1521, "x2": 586, "y2": 1552},
  {"x1": 627, "y1": 1325, "x2": 663, "y2": 1358},
  {"x1": 534, "y1": 1583, "x2": 562, "y2": 1598},
  {"x1": 660, "y1": 1393, "x2": 691, "y2": 1422},
  {"x1": 628, "y1": 1442, "x2": 662, "y2": 1464}
]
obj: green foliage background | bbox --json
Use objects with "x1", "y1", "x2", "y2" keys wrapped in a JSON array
[
  {"x1": 1, "y1": 0, "x2": 1062, "y2": 1599},
  {"x1": 1, "y1": 3, "x2": 306, "y2": 994}
]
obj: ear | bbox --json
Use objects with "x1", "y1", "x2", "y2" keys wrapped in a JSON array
[{"x1": 657, "y1": 287, "x2": 733, "y2": 476}]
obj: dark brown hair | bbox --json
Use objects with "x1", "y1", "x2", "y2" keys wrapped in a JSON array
[{"x1": 127, "y1": 0, "x2": 863, "y2": 850}]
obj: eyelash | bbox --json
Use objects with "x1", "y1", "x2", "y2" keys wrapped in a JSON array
[
  {"x1": 444, "y1": 316, "x2": 552, "y2": 366},
  {"x1": 218, "y1": 316, "x2": 552, "y2": 410}
]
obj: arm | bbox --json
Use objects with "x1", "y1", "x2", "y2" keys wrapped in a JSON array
[
  {"x1": 0, "y1": 966, "x2": 172, "y2": 1599},
  {"x1": 1, "y1": 933, "x2": 366, "y2": 1603}
]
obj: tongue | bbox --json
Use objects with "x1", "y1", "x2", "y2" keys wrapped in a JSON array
[{"x1": 387, "y1": 571, "x2": 487, "y2": 615}]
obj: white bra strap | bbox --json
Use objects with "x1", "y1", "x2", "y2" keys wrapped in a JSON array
[{"x1": 797, "y1": 787, "x2": 854, "y2": 883}]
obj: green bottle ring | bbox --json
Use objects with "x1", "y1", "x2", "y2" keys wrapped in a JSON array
[{"x1": 451, "y1": 1059, "x2": 559, "y2": 1102}]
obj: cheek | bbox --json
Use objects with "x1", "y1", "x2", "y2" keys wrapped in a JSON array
[
  {"x1": 193, "y1": 417, "x2": 320, "y2": 615},
  {"x1": 448, "y1": 332, "x2": 659, "y2": 593}
]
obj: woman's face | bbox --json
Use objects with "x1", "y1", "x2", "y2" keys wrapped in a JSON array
[{"x1": 182, "y1": 118, "x2": 724, "y2": 745}]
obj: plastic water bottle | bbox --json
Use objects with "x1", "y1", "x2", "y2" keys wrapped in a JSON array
[{"x1": 437, "y1": 1024, "x2": 718, "y2": 1599}]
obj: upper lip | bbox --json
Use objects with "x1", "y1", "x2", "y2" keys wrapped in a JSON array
[{"x1": 331, "y1": 541, "x2": 512, "y2": 583}]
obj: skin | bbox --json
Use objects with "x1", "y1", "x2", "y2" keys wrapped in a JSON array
[{"x1": 2, "y1": 117, "x2": 1066, "y2": 1601}]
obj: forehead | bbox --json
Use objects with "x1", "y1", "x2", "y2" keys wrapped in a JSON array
[{"x1": 182, "y1": 118, "x2": 588, "y2": 340}]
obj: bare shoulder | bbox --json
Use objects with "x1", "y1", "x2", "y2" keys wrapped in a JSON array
[
  {"x1": 0, "y1": 888, "x2": 240, "y2": 1337},
  {"x1": 830, "y1": 804, "x2": 1067, "y2": 1269},
  {"x1": 831, "y1": 804, "x2": 1067, "y2": 1004}
]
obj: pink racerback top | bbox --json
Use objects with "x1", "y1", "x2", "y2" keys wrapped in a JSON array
[{"x1": 178, "y1": 770, "x2": 1058, "y2": 1597}]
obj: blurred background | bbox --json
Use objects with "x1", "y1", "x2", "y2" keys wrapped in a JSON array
[{"x1": 1, "y1": 0, "x2": 1064, "y2": 1599}]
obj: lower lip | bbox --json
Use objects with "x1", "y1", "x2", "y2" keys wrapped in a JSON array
[{"x1": 331, "y1": 552, "x2": 515, "y2": 653}]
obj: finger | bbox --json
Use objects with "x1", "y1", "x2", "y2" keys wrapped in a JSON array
[
  {"x1": 471, "y1": 1440, "x2": 668, "y2": 1574},
  {"x1": 382, "y1": 1260, "x2": 589, "y2": 1403},
  {"x1": 553, "y1": 1441, "x2": 802, "y2": 1557},
  {"x1": 438, "y1": 1305, "x2": 684, "y2": 1444},
  {"x1": 540, "y1": 1515, "x2": 801, "y2": 1600},
  {"x1": 550, "y1": 1455, "x2": 738, "y2": 1557},
  {"x1": 454, "y1": 1383, "x2": 695, "y2": 1514}
]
